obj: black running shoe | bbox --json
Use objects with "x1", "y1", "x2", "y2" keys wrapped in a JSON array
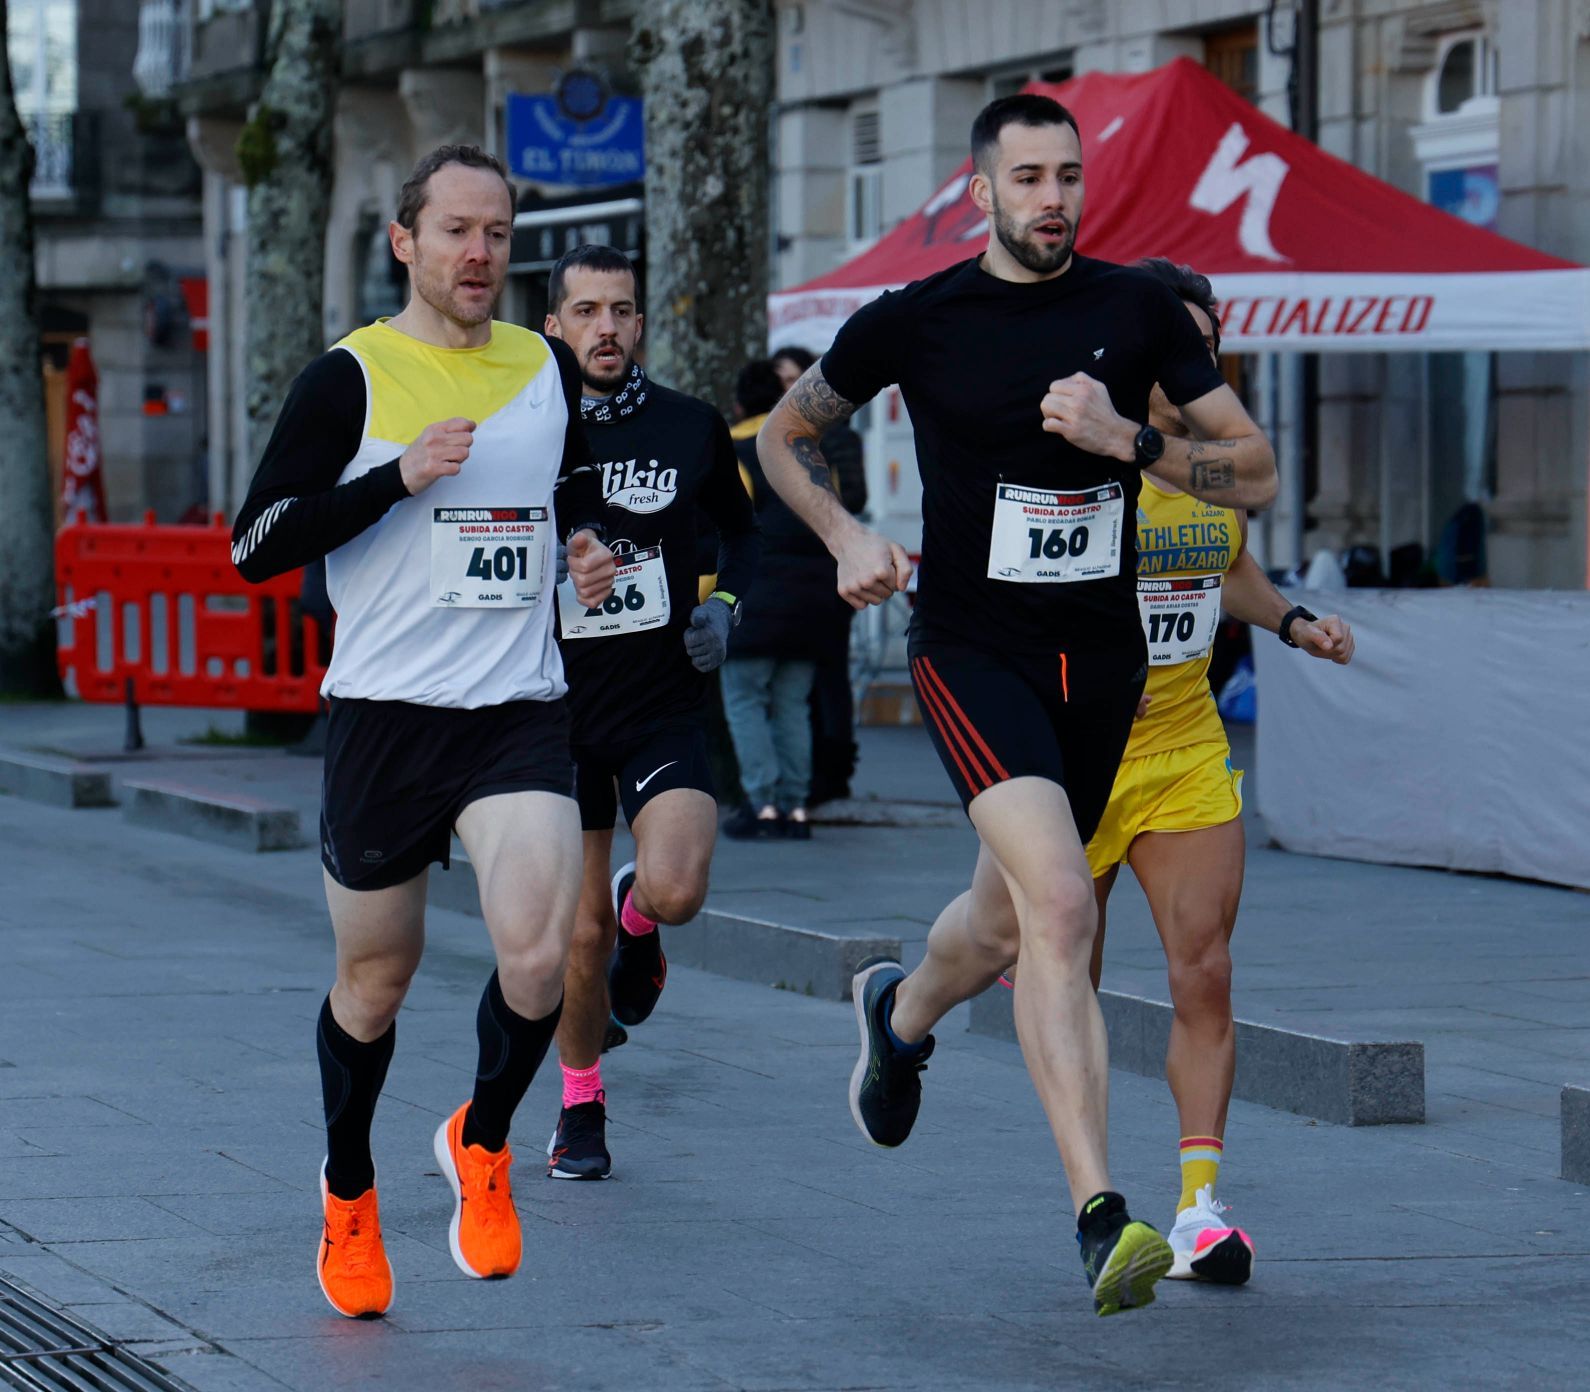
[
  {"x1": 547, "y1": 1098, "x2": 612, "y2": 1180},
  {"x1": 848, "y1": 957, "x2": 934, "y2": 1147},
  {"x1": 723, "y1": 805, "x2": 785, "y2": 840},
  {"x1": 602, "y1": 1018, "x2": 629, "y2": 1053},
  {"x1": 607, "y1": 861, "x2": 666, "y2": 1026},
  {"x1": 1076, "y1": 1191, "x2": 1173, "y2": 1317}
]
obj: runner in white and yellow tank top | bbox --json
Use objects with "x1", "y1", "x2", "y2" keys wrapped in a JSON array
[{"x1": 1003, "y1": 262, "x2": 1357, "y2": 1287}]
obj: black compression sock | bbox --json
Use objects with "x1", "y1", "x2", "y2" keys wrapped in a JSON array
[
  {"x1": 317, "y1": 995, "x2": 394, "y2": 1201},
  {"x1": 462, "y1": 971, "x2": 562, "y2": 1152}
]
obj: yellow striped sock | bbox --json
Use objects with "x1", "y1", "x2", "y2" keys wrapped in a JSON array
[{"x1": 1178, "y1": 1135, "x2": 1223, "y2": 1213}]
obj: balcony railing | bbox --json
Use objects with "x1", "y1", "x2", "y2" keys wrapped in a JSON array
[{"x1": 27, "y1": 111, "x2": 74, "y2": 199}]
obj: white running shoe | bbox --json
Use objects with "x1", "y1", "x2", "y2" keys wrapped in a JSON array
[{"x1": 1166, "y1": 1184, "x2": 1254, "y2": 1284}]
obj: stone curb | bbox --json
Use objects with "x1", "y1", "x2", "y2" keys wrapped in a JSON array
[
  {"x1": 426, "y1": 861, "x2": 898, "y2": 1002},
  {"x1": 1562, "y1": 1085, "x2": 1590, "y2": 1183},
  {"x1": 0, "y1": 751, "x2": 116, "y2": 809},
  {"x1": 969, "y1": 983, "x2": 1425, "y2": 1126},
  {"x1": 668, "y1": 910, "x2": 900, "y2": 1002},
  {"x1": 121, "y1": 779, "x2": 303, "y2": 853}
]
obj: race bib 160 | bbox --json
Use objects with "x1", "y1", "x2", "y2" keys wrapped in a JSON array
[{"x1": 986, "y1": 482, "x2": 1124, "y2": 584}]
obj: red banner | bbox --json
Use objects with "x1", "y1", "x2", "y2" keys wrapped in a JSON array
[{"x1": 61, "y1": 338, "x2": 107, "y2": 524}]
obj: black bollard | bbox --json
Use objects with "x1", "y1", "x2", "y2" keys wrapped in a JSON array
[{"x1": 123, "y1": 678, "x2": 144, "y2": 753}]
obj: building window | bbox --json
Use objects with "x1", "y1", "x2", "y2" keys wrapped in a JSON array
[
  {"x1": 7, "y1": 0, "x2": 77, "y2": 196},
  {"x1": 1426, "y1": 29, "x2": 1497, "y2": 119},
  {"x1": 846, "y1": 104, "x2": 882, "y2": 251},
  {"x1": 986, "y1": 57, "x2": 1073, "y2": 101},
  {"x1": 1204, "y1": 23, "x2": 1258, "y2": 103}
]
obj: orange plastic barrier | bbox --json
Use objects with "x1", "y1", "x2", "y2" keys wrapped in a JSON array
[{"x1": 55, "y1": 512, "x2": 328, "y2": 712}]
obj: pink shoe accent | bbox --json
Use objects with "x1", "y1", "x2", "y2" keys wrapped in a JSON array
[
  {"x1": 620, "y1": 892, "x2": 657, "y2": 937},
  {"x1": 561, "y1": 1061, "x2": 603, "y2": 1108},
  {"x1": 1193, "y1": 1226, "x2": 1252, "y2": 1257}
]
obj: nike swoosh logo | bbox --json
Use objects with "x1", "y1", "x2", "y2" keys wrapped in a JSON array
[{"x1": 635, "y1": 761, "x2": 677, "y2": 792}]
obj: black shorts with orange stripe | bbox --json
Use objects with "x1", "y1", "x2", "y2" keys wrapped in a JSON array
[{"x1": 907, "y1": 627, "x2": 1146, "y2": 840}]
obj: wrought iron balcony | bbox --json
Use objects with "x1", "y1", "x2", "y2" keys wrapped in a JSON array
[{"x1": 27, "y1": 111, "x2": 74, "y2": 199}]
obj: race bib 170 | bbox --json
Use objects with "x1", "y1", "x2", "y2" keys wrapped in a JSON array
[{"x1": 1137, "y1": 573, "x2": 1223, "y2": 665}]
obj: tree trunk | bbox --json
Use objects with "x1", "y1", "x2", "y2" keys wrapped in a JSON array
[
  {"x1": 630, "y1": 0, "x2": 774, "y2": 417},
  {"x1": 239, "y1": 0, "x2": 343, "y2": 475},
  {"x1": 0, "y1": 0, "x2": 58, "y2": 694}
]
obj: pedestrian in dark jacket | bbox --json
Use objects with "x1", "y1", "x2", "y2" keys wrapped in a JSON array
[
  {"x1": 773, "y1": 346, "x2": 867, "y2": 804},
  {"x1": 720, "y1": 359, "x2": 834, "y2": 839}
]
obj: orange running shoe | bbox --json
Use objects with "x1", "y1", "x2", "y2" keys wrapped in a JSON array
[
  {"x1": 433, "y1": 1102, "x2": 521, "y2": 1279},
  {"x1": 317, "y1": 1163, "x2": 394, "y2": 1319}
]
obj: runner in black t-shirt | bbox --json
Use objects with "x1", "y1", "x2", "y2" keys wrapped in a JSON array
[
  {"x1": 756, "y1": 94, "x2": 1278, "y2": 1318},
  {"x1": 542, "y1": 246, "x2": 759, "y2": 1179}
]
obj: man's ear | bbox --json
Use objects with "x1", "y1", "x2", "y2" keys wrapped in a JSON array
[
  {"x1": 633, "y1": 314, "x2": 644, "y2": 347},
  {"x1": 968, "y1": 171, "x2": 994, "y2": 216},
  {"x1": 389, "y1": 220, "x2": 414, "y2": 266},
  {"x1": 544, "y1": 314, "x2": 564, "y2": 339}
]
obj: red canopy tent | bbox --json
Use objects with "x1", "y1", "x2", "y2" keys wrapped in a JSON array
[{"x1": 769, "y1": 57, "x2": 1589, "y2": 355}]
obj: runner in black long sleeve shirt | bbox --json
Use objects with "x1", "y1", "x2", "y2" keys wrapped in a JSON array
[{"x1": 537, "y1": 246, "x2": 761, "y2": 1182}]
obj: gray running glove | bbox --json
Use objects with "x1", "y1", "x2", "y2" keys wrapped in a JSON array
[
  {"x1": 555, "y1": 542, "x2": 569, "y2": 584},
  {"x1": 684, "y1": 598, "x2": 733, "y2": 673}
]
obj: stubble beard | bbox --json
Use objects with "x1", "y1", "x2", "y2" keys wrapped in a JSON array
[
  {"x1": 991, "y1": 196, "x2": 1075, "y2": 276},
  {"x1": 580, "y1": 345, "x2": 631, "y2": 396},
  {"x1": 413, "y1": 249, "x2": 497, "y2": 328}
]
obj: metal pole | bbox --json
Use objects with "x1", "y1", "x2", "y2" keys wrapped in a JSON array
[{"x1": 1292, "y1": 0, "x2": 1319, "y2": 573}]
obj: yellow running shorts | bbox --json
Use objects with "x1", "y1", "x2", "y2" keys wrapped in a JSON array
[{"x1": 1085, "y1": 739, "x2": 1244, "y2": 879}]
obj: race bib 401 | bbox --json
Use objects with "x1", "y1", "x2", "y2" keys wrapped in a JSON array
[
  {"x1": 987, "y1": 481, "x2": 1124, "y2": 584},
  {"x1": 431, "y1": 506, "x2": 551, "y2": 608}
]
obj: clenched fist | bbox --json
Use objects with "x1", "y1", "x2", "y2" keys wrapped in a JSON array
[
  {"x1": 399, "y1": 417, "x2": 476, "y2": 496},
  {"x1": 1039, "y1": 374, "x2": 1136, "y2": 460},
  {"x1": 565, "y1": 529, "x2": 615, "y2": 608}
]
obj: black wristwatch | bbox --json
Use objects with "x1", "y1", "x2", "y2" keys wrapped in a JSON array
[
  {"x1": 1278, "y1": 604, "x2": 1317, "y2": 648},
  {"x1": 1133, "y1": 424, "x2": 1165, "y2": 469}
]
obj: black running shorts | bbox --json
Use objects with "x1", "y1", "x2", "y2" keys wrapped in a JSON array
[
  {"x1": 572, "y1": 725, "x2": 716, "y2": 832},
  {"x1": 908, "y1": 630, "x2": 1145, "y2": 841},
  {"x1": 320, "y1": 697, "x2": 575, "y2": 891}
]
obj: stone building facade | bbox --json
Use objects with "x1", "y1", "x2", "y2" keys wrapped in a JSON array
[
  {"x1": 177, "y1": 0, "x2": 639, "y2": 518},
  {"x1": 771, "y1": 0, "x2": 1590, "y2": 588},
  {"x1": 16, "y1": 0, "x2": 207, "y2": 522},
  {"x1": 170, "y1": 1, "x2": 1587, "y2": 588}
]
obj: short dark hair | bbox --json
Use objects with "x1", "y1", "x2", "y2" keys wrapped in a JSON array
[
  {"x1": 396, "y1": 144, "x2": 515, "y2": 230},
  {"x1": 771, "y1": 345, "x2": 816, "y2": 373},
  {"x1": 1134, "y1": 257, "x2": 1222, "y2": 354},
  {"x1": 971, "y1": 94, "x2": 1081, "y2": 175},
  {"x1": 735, "y1": 359, "x2": 784, "y2": 417},
  {"x1": 548, "y1": 244, "x2": 639, "y2": 314}
]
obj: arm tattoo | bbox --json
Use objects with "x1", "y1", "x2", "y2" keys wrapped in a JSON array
[
  {"x1": 789, "y1": 433, "x2": 834, "y2": 492},
  {"x1": 1186, "y1": 438, "x2": 1238, "y2": 459},
  {"x1": 786, "y1": 366, "x2": 860, "y2": 432},
  {"x1": 1190, "y1": 459, "x2": 1236, "y2": 490}
]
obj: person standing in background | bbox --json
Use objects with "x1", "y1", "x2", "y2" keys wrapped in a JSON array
[
  {"x1": 721, "y1": 360, "x2": 834, "y2": 839},
  {"x1": 772, "y1": 347, "x2": 867, "y2": 805}
]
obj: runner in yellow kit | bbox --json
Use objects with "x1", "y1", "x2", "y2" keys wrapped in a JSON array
[
  {"x1": 1092, "y1": 258, "x2": 1353, "y2": 1284},
  {"x1": 1009, "y1": 258, "x2": 1355, "y2": 1285}
]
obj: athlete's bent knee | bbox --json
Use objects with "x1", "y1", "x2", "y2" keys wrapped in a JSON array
[
  {"x1": 567, "y1": 911, "x2": 615, "y2": 971},
  {"x1": 1019, "y1": 871, "x2": 1097, "y2": 962},
  {"x1": 495, "y1": 941, "x2": 571, "y2": 1013},
  {"x1": 641, "y1": 876, "x2": 707, "y2": 925},
  {"x1": 336, "y1": 965, "x2": 414, "y2": 1032},
  {"x1": 1167, "y1": 943, "x2": 1233, "y2": 1019}
]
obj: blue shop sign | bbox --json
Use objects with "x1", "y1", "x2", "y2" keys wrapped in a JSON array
[{"x1": 506, "y1": 92, "x2": 645, "y2": 188}]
